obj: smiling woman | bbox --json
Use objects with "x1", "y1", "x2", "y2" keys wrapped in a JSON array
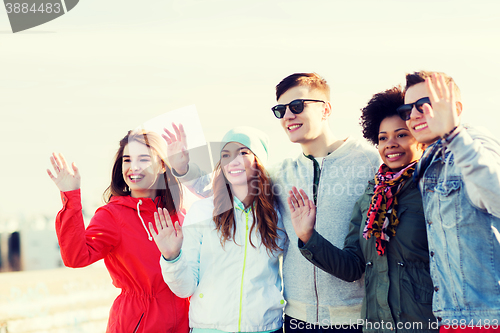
[
  {"x1": 46, "y1": 130, "x2": 189, "y2": 333},
  {"x1": 152, "y1": 126, "x2": 286, "y2": 333}
]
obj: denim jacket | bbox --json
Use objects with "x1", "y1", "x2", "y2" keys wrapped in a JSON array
[{"x1": 417, "y1": 124, "x2": 500, "y2": 326}]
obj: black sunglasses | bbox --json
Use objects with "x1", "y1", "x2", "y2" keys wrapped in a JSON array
[
  {"x1": 271, "y1": 99, "x2": 325, "y2": 119},
  {"x1": 396, "y1": 97, "x2": 432, "y2": 121}
]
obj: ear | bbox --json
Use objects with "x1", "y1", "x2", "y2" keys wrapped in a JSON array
[
  {"x1": 455, "y1": 101, "x2": 463, "y2": 117},
  {"x1": 322, "y1": 101, "x2": 332, "y2": 120}
]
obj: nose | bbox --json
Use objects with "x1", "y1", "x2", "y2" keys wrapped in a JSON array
[
  {"x1": 282, "y1": 106, "x2": 296, "y2": 120},
  {"x1": 131, "y1": 159, "x2": 141, "y2": 171},
  {"x1": 227, "y1": 154, "x2": 243, "y2": 167},
  {"x1": 386, "y1": 136, "x2": 398, "y2": 148},
  {"x1": 409, "y1": 105, "x2": 422, "y2": 120}
]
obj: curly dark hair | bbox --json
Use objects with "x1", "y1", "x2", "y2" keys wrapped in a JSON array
[{"x1": 360, "y1": 86, "x2": 404, "y2": 146}]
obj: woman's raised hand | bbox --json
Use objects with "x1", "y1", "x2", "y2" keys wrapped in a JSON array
[
  {"x1": 163, "y1": 123, "x2": 190, "y2": 176},
  {"x1": 288, "y1": 186, "x2": 316, "y2": 244},
  {"x1": 149, "y1": 208, "x2": 183, "y2": 261},
  {"x1": 47, "y1": 153, "x2": 81, "y2": 192}
]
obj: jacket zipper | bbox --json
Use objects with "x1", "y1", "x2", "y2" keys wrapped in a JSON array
[
  {"x1": 238, "y1": 210, "x2": 250, "y2": 332},
  {"x1": 313, "y1": 158, "x2": 325, "y2": 322}
]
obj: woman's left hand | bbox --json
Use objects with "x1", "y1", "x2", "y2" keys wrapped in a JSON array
[{"x1": 149, "y1": 208, "x2": 183, "y2": 261}]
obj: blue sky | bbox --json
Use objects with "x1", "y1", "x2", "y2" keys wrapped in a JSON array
[{"x1": 1, "y1": 0, "x2": 500, "y2": 220}]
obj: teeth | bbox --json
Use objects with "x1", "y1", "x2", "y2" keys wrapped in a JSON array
[
  {"x1": 288, "y1": 124, "x2": 301, "y2": 130},
  {"x1": 229, "y1": 170, "x2": 244, "y2": 174},
  {"x1": 387, "y1": 153, "x2": 402, "y2": 158},
  {"x1": 130, "y1": 175, "x2": 143, "y2": 180},
  {"x1": 415, "y1": 123, "x2": 427, "y2": 130}
]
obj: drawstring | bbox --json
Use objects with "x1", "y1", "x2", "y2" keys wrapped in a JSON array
[{"x1": 137, "y1": 200, "x2": 153, "y2": 241}]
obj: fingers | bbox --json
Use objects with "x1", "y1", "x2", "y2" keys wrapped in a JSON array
[
  {"x1": 58, "y1": 153, "x2": 69, "y2": 170},
  {"x1": 163, "y1": 208, "x2": 172, "y2": 227},
  {"x1": 162, "y1": 133, "x2": 172, "y2": 145},
  {"x1": 50, "y1": 153, "x2": 61, "y2": 173},
  {"x1": 46, "y1": 169, "x2": 56, "y2": 181},
  {"x1": 71, "y1": 162, "x2": 79, "y2": 176},
  {"x1": 425, "y1": 77, "x2": 439, "y2": 104},
  {"x1": 179, "y1": 123, "x2": 187, "y2": 144},
  {"x1": 163, "y1": 127, "x2": 176, "y2": 144},
  {"x1": 298, "y1": 189, "x2": 310, "y2": 202},
  {"x1": 288, "y1": 190, "x2": 299, "y2": 208},
  {"x1": 155, "y1": 211, "x2": 162, "y2": 232},
  {"x1": 287, "y1": 197, "x2": 295, "y2": 213},
  {"x1": 422, "y1": 103, "x2": 434, "y2": 119},
  {"x1": 148, "y1": 222, "x2": 158, "y2": 238},
  {"x1": 173, "y1": 123, "x2": 182, "y2": 141},
  {"x1": 291, "y1": 187, "x2": 305, "y2": 207}
]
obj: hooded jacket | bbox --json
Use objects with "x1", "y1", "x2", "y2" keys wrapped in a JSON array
[
  {"x1": 55, "y1": 189, "x2": 189, "y2": 333},
  {"x1": 160, "y1": 196, "x2": 286, "y2": 332}
]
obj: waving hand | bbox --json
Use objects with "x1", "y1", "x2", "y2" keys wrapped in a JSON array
[{"x1": 47, "y1": 152, "x2": 81, "y2": 192}]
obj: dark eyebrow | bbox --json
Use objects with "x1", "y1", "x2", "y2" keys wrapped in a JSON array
[
  {"x1": 122, "y1": 154, "x2": 151, "y2": 158},
  {"x1": 379, "y1": 128, "x2": 409, "y2": 134},
  {"x1": 221, "y1": 147, "x2": 249, "y2": 153}
]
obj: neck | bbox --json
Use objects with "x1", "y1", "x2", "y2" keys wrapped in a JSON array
[
  {"x1": 301, "y1": 129, "x2": 342, "y2": 157},
  {"x1": 231, "y1": 185, "x2": 253, "y2": 207},
  {"x1": 130, "y1": 189, "x2": 157, "y2": 200}
]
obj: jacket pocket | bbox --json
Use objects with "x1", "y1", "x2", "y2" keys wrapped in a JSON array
[
  {"x1": 133, "y1": 313, "x2": 144, "y2": 333},
  {"x1": 434, "y1": 179, "x2": 461, "y2": 199},
  {"x1": 400, "y1": 264, "x2": 433, "y2": 304}
]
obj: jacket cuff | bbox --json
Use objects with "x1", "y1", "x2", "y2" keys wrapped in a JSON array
[
  {"x1": 60, "y1": 189, "x2": 82, "y2": 210},
  {"x1": 162, "y1": 250, "x2": 182, "y2": 263},
  {"x1": 298, "y1": 230, "x2": 321, "y2": 260}
]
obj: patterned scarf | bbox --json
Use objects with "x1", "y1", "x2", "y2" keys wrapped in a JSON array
[{"x1": 362, "y1": 161, "x2": 418, "y2": 256}]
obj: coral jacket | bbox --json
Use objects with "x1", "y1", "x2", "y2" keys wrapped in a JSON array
[{"x1": 56, "y1": 189, "x2": 189, "y2": 333}]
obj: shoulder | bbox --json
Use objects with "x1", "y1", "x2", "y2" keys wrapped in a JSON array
[
  {"x1": 183, "y1": 196, "x2": 216, "y2": 227},
  {"x1": 337, "y1": 137, "x2": 380, "y2": 161},
  {"x1": 463, "y1": 124, "x2": 500, "y2": 146}
]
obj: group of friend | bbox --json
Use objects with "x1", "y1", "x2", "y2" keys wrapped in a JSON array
[{"x1": 47, "y1": 71, "x2": 500, "y2": 333}]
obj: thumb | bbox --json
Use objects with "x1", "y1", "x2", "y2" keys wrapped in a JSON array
[{"x1": 422, "y1": 103, "x2": 434, "y2": 119}]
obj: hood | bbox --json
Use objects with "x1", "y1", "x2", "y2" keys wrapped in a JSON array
[{"x1": 109, "y1": 195, "x2": 160, "y2": 242}]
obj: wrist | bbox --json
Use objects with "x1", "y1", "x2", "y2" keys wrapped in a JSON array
[
  {"x1": 299, "y1": 231, "x2": 313, "y2": 244},
  {"x1": 162, "y1": 250, "x2": 181, "y2": 262},
  {"x1": 442, "y1": 125, "x2": 461, "y2": 143},
  {"x1": 172, "y1": 164, "x2": 189, "y2": 177}
]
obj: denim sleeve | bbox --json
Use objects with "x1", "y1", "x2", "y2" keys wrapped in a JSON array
[{"x1": 445, "y1": 125, "x2": 500, "y2": 218}]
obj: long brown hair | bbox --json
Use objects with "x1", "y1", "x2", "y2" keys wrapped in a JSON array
[
  {"x1": 103, "y1": 130, "x2": 183, "y2": 214},
  {"x1": 212, "y1": 155, "x2": 282, "y2": 254}
]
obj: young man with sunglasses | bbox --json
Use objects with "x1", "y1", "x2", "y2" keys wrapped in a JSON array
[
  {"x1": 271, "y1": 73, "x2": 380, "y2": 332},
  {"x1": 399, "y1": 71, "x2": 500, "y2": 332}
]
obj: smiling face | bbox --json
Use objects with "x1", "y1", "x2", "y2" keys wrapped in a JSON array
[
  {"x1": 221, "y1": 142, "x2": 257, "y2": 188},
  {"x1": 378, "y1": 115, "x2": 422, "y2": 172},
  {"x1": 277, "y1": 85, "x2": 329, "y2": 145},
  {"x1": 122, "y1": 140, "x2": 164, "y2": 199},
  {"x1": 404, "y1": 82, "x2": 441, "y2": 145}
]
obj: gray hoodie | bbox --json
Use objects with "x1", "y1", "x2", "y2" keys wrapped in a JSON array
[{"x1": 270, "y1": 137, "x2": 380, "y2": 325}]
